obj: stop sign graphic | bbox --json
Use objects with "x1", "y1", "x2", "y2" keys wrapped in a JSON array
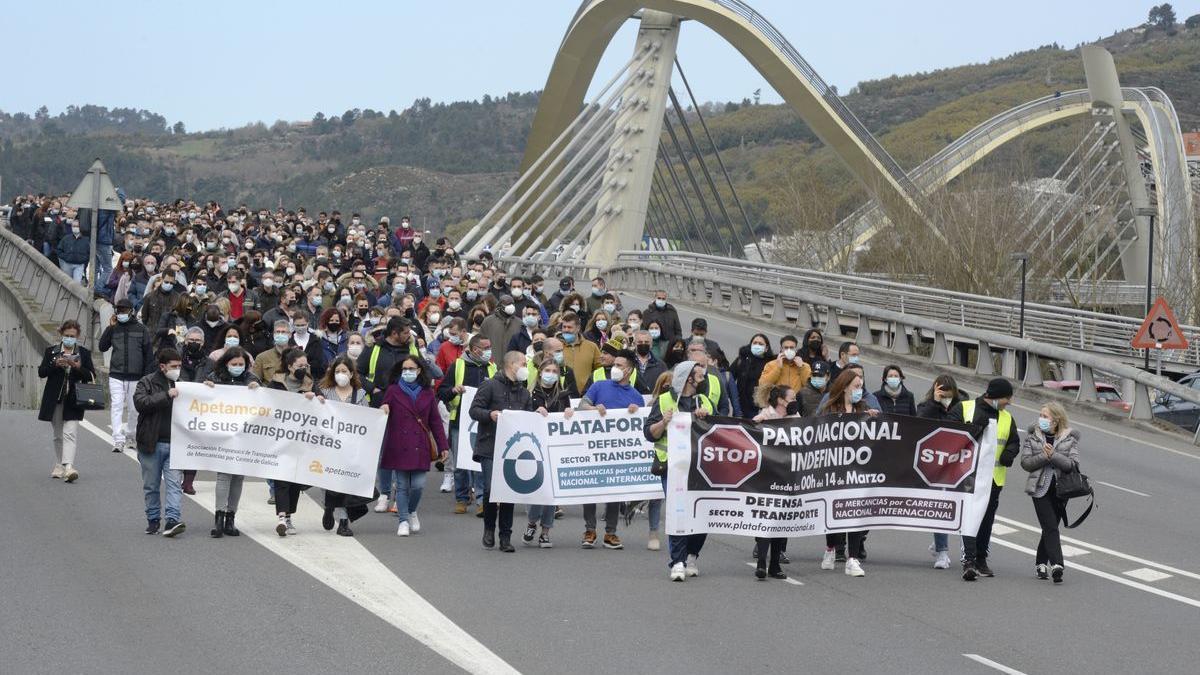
[
  {"x1": 697, "y1": 425, "x2": 762, "y2": 488},
  {"x1": 913, "y1": 428, "x2": 978, "y2": 488}
]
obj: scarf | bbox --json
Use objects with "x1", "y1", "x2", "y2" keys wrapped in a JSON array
[{"x1": 398, "y1": 380, "x2": 422, "y2": 401}]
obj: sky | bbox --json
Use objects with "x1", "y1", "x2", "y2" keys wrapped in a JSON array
[{"x1": 12, "y1": 0, "x2": 1199, "y2": 131}]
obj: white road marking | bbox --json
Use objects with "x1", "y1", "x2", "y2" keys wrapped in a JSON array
[
  {"x1": 743, "y1": 561, "x2": 804, "y2": 585},
  {"x1": 79, "y1": 419, "x2": 519, "y2": 675},
  {"x1": 990, "y1": 524, "x2": 1018, "y2": 536},
  {"x1": 1060, "y1": 545, "x2": 1090, "y2": 558},
  {"x1": 1095, "y1": 480, "x2": 1151, "y2": 497},
  {"x1": 994, "y1": 515, "x2": 1200, "y2": 582},
  {"x1": 963, "y1": 653, "x2": 1029, "y2": 675},
  {"x1": 989, "y1": 537, "x2": 1200, "y2": 609},
  {"x1": 1125, "y1": 568, "x2": 1173, "y2": 582}
]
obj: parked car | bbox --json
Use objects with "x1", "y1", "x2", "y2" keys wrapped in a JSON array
[
  {"x1": 1043, "y1": 380, "x2": 1131, "y2": 412},
  {"x1": 1151, "y1": 371, "x2": 1200, "y2": 432}
]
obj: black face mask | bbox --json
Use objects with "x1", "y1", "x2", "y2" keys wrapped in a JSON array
[
  {"x1": 292, "y1": 367, "x2": 309, "y2": 381},
  {"x1": 785, "y1": 400, "x2": 802, "y2": 416},
  {"x1": 636, "y1": 344, "x2": 651, "y2": 357},
  {"x1": 531, "y1": 340, "x2": 544, "y2": 353}
]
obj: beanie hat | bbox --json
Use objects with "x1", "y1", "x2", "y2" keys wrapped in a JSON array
[{"x1": 984, "y1": 378, "x2": 1014, "y2": 399}]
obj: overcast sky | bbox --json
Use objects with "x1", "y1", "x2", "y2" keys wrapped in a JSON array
[{"x1": 12, "y1": 0, "x2": 1197, "y2": 131}]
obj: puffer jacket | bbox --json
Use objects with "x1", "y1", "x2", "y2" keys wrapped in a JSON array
[
  {"x1": 98, "y1": 320, "x2": 154, "y2": 382},
  {"x1": 468, "y1": 372, "x2": 534, "y2": 460},
  {"x1": 1019, "y1": 426, "x2": 1081, "y2": 496},
  {"x1": 133, "y1": 370, "x2": 174, "y2": 454},
  {"x1": 56, "y1": 232, "x2": 91, "y2": 264}
]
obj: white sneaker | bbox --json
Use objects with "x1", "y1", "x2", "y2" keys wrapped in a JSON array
[
  {"x1": 63, "y1": 464, "x2": 79, "y2": 483},
  {"x1": 439, "y1": 474, "x2": 453, "y2": 493},
  {"x1": 845, "y1": 557, "x2": 865, "y2": 577},
  {"x1": 685, "y1": 554, "x2": 699, "y2": 577},
  {"x1": 820, "y1": 548, "x2": 836, "y2": 570},
  {"x1": 670, "y1": 562, "x2": 686, "y2": 582},
  {"x1": 397, "y1": 520, "x2": 411, "y2": 537},
  {"x1": 374, "y1": 496, "x2": 390, "y2": 513},
  {"x1": 647, "y1": 534, "x2": 661, "y2": 551},
  {"x1": 50, "y1": 464, "x2": 64, "y2": 479},
  {"x1": 934, "y1": 551, "x2": 951, "y2": 569},
  {"x1": 276, "y1": 515, "x2": 288, "y2": 537},
  {"x1": 284, "y1": 517, "x2": 297, "y2": 536},
  {"x1": 409, "y1": 513, "x2": 421, "y2": 533}
]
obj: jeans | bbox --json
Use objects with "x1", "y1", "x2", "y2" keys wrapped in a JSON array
[
  {"x1": 1033, "y1": 478, "x2": 1065, "y2": 566},
  {"x1": 215, "y1": 473, "x2": 244, "y2": 511},
  {"x1": 140, "y1": 441, "x2": 182, "y2": 522},
  {"x1": 109, "y1": 377, "x2": 138, "y2": 447},
  {"x1": 94, "y1": 244, "x2": 113, "y2": 291},
  {"x1": 932, "y1": 533, "x2": 949, "y2": 553},
  {"x1": 963, "y1": 482, "x2": 1003, "y2": 564},
  {"x1": 58, "y1": 260, "x2": 86, "y2": 284},
  {"x1": 527, "y1": 504, "x2": 555, "y2": 528},
  {"x1": 378, "y1": 468, "x2": 398, "y2": 500},
  {"x1": 583, "y1": 502, "x2": 619, "y2": 534},
  {"x1": 479, "y1": 458, "x2": 513, "y2": 538},
  {"x1": 273, "y1": 480, "x2": 302, "y2": 515},
  {"x1": 451, "y1": 426, "x2": 484, "y2": 503},
  {"x1": 49, "y1": 404, "x2": 78, "y2": 466},
  {"x1": 662, "y1": 475, "x2": 705, "y2": 567},
  {"x1": 393, "y1": 470, "x2": 427, "y2": 523},
  {"x1": 647, "y1": 499, "x2": 662, "y2": 533}
]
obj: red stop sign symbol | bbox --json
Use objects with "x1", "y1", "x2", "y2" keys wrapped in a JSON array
[
  {"x1": 697, "y1": 425, "x2": 762, "y2": 488},
  {"x1": 914, "y1": 428, "x2": 978, "y2": 488}
]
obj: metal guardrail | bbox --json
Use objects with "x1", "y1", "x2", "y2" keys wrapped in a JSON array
[
  {"x1": 615, "y1": 250, "x2": 1200, "y2": 370},
  {"x1": 0, "y1": 222, "x2": 102, "y2": 350}
]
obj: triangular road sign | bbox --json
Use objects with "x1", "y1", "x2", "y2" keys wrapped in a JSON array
[
  {"x1": 66, "y1": 159, "x2": 122, "y2": 211},
  {"x1": 1131, "y1": 297, "x2": 1189, "y2": 350}
]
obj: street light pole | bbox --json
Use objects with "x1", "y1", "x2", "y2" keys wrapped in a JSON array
[
  {"x1": 1010, "y1": 252, "x2": 1029, "y2": 377},
  {"x1": 1137, "y1": 206, "x2": 1157, "y2": 370}
]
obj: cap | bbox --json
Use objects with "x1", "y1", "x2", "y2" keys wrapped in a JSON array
[
  {"x1": 691, "y1": 317, "x2": 707, "y2": 330},
  {"x1": 601, "y1": 336, "x2": 626, "y2": 355},
  {"x1": 379, "y1": 216, "x2": 390, "y2": 224},
  {"x1": 984, "y1": 378, "x2": 1014, "y2": 399},
  {"x1": 810, "y1": 360, "x2": 830, "y2": 376},
  {"x1": 115, "y1": 298, "x2": 133, "y2": 310},
  {"x1": 436, "y1": 237, "x2": 449, "y2": 246}
]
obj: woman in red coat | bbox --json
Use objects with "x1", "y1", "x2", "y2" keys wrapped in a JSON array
[{"x1": 380, "y1": 355, "x2": 449, "y2": 537}]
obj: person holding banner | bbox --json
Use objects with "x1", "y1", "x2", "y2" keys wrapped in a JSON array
[
  {"x1": 200, "y1": 347, "x2": 261, "y2": 538},
  {"x1": 132, "y1": 347, "x2": 186, "y2": 537},
  {"x1": 316, "y1": 354, "x2": 374, "y2": 536},
  {"x1": 644, "y1": 361, "x2": 713, "y2": 582},
  {"x1": 1020, "y1": 403, "x2": 1079, "y2": 583},
  {"x1": 523, "y1": 356, "x2": 573, "y2": 548},
  {"x1": 266, "y1": 347, "x2": 316, "y2": 536},
  {"x1": 917, "y1": 375, "x2": 964, "y2": 570},
  {"x1": 752, "y1": 385, "x2": 798, "y2": 580},
  {"x1": 818, "y1": 370, "x2": 877, "y2": 577},
  {"x1": 379, "y1": 356, "x2": 449, "y2": 537},
  {"x1": 437, "y1": 334, "x2": 496, "y2": 515}
]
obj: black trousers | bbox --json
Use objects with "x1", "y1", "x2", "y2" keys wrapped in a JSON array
[
  {"x1": 1033, "y1": 478, "x2": 1066, "y2": 566},
  {"x1": 755, "y1": 537, "x2": 785, "y2": 573},
  {"x1": 825, "y1": 531, "x2": 867, "y2": 558},
  {"x1": 273, "y1": 480, "x2": 303, "y2": 516},
  {"x1": 963, "y1": 482, "x2": 1003, "y2": 564},
  {"x1": 480, "y1": 458, "x2": 514, "y2": 538}
]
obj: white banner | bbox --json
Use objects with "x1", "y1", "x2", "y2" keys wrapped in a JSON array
[
  {"x1": 171, "y1": 382, "x2": 386, "y2": 498},
  {"x1": 488, "y1": 409, "x2": 664, "y2": 505},
  {"x1": 455, "y1": 386, "x2": 483, "y2": 472}
]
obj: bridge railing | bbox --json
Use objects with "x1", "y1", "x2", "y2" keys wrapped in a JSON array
[
  {"x1": 0, "y1": 224, "x2": 101, "y2": 348},
  {"x1": 615, "y1": 250, "x2": 1200, "y2": 369}
]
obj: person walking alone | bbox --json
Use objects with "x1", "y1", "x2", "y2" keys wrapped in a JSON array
[
  {"x1": 38, "y1": 320, "x2": 96, "y2": 483},
  {"x1": 1020, "y1": 403, "x2": 1079, "y2": 583}
]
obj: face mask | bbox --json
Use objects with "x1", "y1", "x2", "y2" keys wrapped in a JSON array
[
  {"x1": 205, "y1": 319, "x2": 221, "y2": 328},
  {"x1": 224, "y1": 336, "x2": 240, "y2": 348},
  {"x1": 515, "y1": 366, "x2": 529, "y2": 382},
  {"x1": 294, "y1": 326, "x2": 308, "y2": 337},
  {"x1": 810, "y1": 376, "x2": 826, "y2": 390},
  {"x1": 595, "y1": 319, "x2": 608, "y2": 330},
  {"x1": 274, "y1": 333, "x2": 289, "y2": 346},
  {"x1": 229, "y1": 283, "x2": 241, "y2": 294},
  {"x1": 570, "y1": 303, "x2": 581, "y2": 312},
  {"x1": 540, "y1": 371, "x2": 559, "y2": 386},
  {"x1": 939, "y1": 396, "x2": 954, "y2": 408},
  {"x1": 850, "y1": 388, "x2": 864, "y2": 404},
  {"x1": 447, "y1": 334, "x2": 462, "y2": 346},
  {"x1": 116, "y1": 313, "x2": 130, "y2": 323},
  {"x1": 466, "y1": 290, "x2": 479, "y2": 301},
  {"x1": 886, "y1": 376, "x2": 902, "y2": 390},
  {"x1": 609, "y1": 366, "x2": 625, "y2": 382},
  {"x1": 161, "y1": 281, "x2": 174, "y2": 292},
  {"x1": 522, "y1": 315, "x2": 538, "y2": 328},
  {"x1": 561, "y1": 332, "x2": 576, "y2": 345},
  {"x1": 782, "y1": 348, "x2": 797, "y2": 360},
  {"x1": 635, "y1": 344, "x2": 651, "y2": 357},
  {"x1": 400, "y1": 369, "x2": 419, "y2": 383},
  {"x1": 1038, "y1": 417, "x2": 1052, "y2": 432},
  {"x1": 750, "y1": 343, "x2": 766, "y2": 357},
  {"x1": 847, "y1": 355, "x2": 860, "y2": 365},
  {"x1": 72, "y1": 227, "x2": 81, "y2": 236},
  {"x1": 552, "y1": 351, "x2": 564, "y2": 365},
  {"x1": 511, "y1": 288, "x2": 524, "y2": 299},
  {"x1": 286, "y1": 267, "x2": 296, "y2": 276},
  {"x1": 429, "y1": 288, "x2": 442, "y2": 298},
  {"x1": 627, "y1": 321, "x2": 641, "y2": 332},
  {"x1": 228, "y1": 365, "x2": 246, "y2": 377},
  {"x1": 62, "y1": 336, "x2": 77, "y2": 348},
  {"x1": 602, "y1": 303, "x2": 616, "y2": 314},
  {"x1": 206, "y1": 242, "x2": 217, "y2": 251},
  {"x1": 655, "y1": 299, "x2": 666, "y2": 308},
  {"x1": 348, "y1": 345, "x2": 364, "y2": 359},
  {"x1": 311, "y1": 296, "x2": 322, "y2": 307},
  {"x1": 447, "y1": 300, "x2": 461, "y2": 311},
  {"x1": 165, "y1": 368, "x2": 181, "y2": 382},
  {"x1": 195, "y1": 285, "x2": 207, "y2": 295},
  {"x1": 591, "y1": 287, "x2": 604, "y2": 297},
  {"x1": 292, "y1": 367, "x2": 309, "y2": 381},
  {"x1": 649, "y1": 328, "x2": 661, "y2": 340},
  {"x1": 503, "y1": 304, "x2": 516, "y2": 315}
]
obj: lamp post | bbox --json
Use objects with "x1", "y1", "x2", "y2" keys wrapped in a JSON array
[
  {"x1": 1136, "y1": 205, "x2": 1158, "y2": 370},
  {"x1": 1010, "y1": 252, "x2": 1029, "y2": 377}
]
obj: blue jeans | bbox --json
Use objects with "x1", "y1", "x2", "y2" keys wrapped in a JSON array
[
  {"x1": 527, "y1": 504, "x2": 555, "y2": 528},
  {"x1": 393, "y1": 470, "x2": 427, "y2": 523},
  {"x1": 140, "y1": 441, "x2": 183, "y2": 522},
  {"x1": 933, "y1": 533, "x2": 948, "y2": 552},
  {"x1": 450, "y1": 426, "x2": 484, "y2": 503},
  {"x1": 662, "y1": 475, "x2": 704, "y2": 567},
  {"x1": 648, "y1": 499, "x2": 662, "y2": 533},
  {"x1": 58, "y1": 260, "x2": 86, "y2": 284},
  {"x1": 378, "y1": 468, "x2": 398, "y2": 499},
  {"x1": 93, "y1": 244, "x2": 113, "y2": 291}
]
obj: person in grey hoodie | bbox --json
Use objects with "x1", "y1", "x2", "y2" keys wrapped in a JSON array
[{"x1": 1020, "y1": 402, "x2": 1080, "y2": 584}]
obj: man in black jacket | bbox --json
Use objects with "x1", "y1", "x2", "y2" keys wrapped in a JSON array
[
  {"x1": 642, "y1": 289, "x2": 683, "y2": 344},
  {"x1": 469, "y1": 351, "x2": 545, "y2": 552},
  {"x1": 99, "y1": 298, "x2": 155, "y2": 453},
  {"x1": 357, "y1": 316, "x2": 421, "y2": 406},
  {"x1": 133, "y1": 348, "x2": 186, "y2": 537}
]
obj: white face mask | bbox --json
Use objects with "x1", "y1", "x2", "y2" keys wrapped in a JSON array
[
  {"x1": 334, "y1": 372, "x2": 351, "y2": 387},
  {"x1": 609, "y1": 366, "x2": 625, "y2": 382},
  {"x1": 503, "y1": 304, "x2": 516, "y2": 315},
  {"x1": 347, "y1": 345, "x2": 364, "y2": 359},
  {"x1": 515, "y1": 366, "x2": 529, "y2": 382},
  {"x1": 165, "y1": 368, "x2": 181, "y2": 382}
]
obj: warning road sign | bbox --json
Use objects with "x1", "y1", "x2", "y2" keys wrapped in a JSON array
[{"x1": 1131, "y1": 298, "x2": 1189, "y2": 350}]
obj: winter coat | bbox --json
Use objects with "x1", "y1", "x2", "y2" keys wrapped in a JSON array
[
  {"x1": 99, "y1": 320, "x2": 154, "y2": 381},
  {"x1": 380, "y1": 384, "x2": 448, "y2": 472},
  {"x1": 1020, "y1": 426, "x2": 1081, "y2": 496},
  {"x1": 730, "y1": 345, "x2": 771, "y2": 417},
  {"x1": 479, "y1": 310, "x2": 522, "y2": 363},
  {"x1": 916, "y1": 398, "x2": 957, "y2": 421},
  {"x1": 133, "y1": 371, "x2": 174, "y2": 453},
  {"x1": 468, "y1": 373, "x2": 534, "y2": 460},
  {"x1": 56, "y1": 232, "x2": 91, "y2": 264},
  {"x1": 642, "y1": 302, "x2": 683, "y2": 344},
  {"x1": 37, "y1": 344, "x2": 95, "y2": 422},
  {"x1": 139, "y1": 285, "x2": 182, "y2": 333},
  {"x1": 874, "y1": 385, "x2": 917, "y2": 416}
]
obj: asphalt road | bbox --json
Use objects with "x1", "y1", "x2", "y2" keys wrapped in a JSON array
[{"x1": 4, "y1": 294, "x2": 1199, "y2": 675}]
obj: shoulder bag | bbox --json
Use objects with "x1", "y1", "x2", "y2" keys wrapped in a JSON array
[{"x1": 1054, "y1": 466, "x2": 1095, "y2": 528}]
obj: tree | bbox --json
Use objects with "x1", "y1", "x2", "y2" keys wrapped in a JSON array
[
  {"x1": 172, "y1": 121, "x2": 186, "y2": 135},
  {"x1": 1185, "y1": 12, "x2": 1200, "y2": 28},
  {"x1": 1149, "y1": 3, "x2": 1177, "y2": 29}
]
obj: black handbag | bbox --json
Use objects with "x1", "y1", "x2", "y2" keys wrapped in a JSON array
[
  {"x1": 1055, "y1": 467, "x2": 1095, "y2": 528},
  {"x1": 71, "y1": 382, "x2": 107, "y2": 411},
  {"x1": 650, "y1": 454, "x2": 667, "y2": 477}
]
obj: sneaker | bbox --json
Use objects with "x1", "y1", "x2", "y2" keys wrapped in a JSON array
[
  {"x1": 603, "y1": 533, "x2": 623, "y2": 550},
  {"x1": 522, "y1": 524, "x2": 537, "y2": 545},
  {"x1": 387, "y1": 503, "x2": 398, "y2": 514},
  {"x1": 476, "y1": 505, "x2": 485, "y2": 518},
  {"x1": 50, "y1": 464, "x2": 64, "y2": 479},
  {"x1": 336, "y1": 519, "x2": 353, "y2": 537},
  {"x1": 554, "y1": 506, "x2": 564, "y2": 519},
  {"x1": 112, "y1": 444, "x2": 123, "y2": 453},
  {"x1": 145, "y1": 519, "x2": 160, "y2": 535},
  {"x1": 410, "y1": 513, "x2": 421, "y2": 533},
  {"x1": 63, "y1": 464, "x2": 79, "y2": 483},
  {"x1": 934, "y1": 551, "x2": 951, "y2": 569},
  {"x1": 820, "y1": 548, "x2": 836, "y2": 570},
  {"x1": 845, "y1": 557, "x2": 865, "y2": 577},
  {"x1": 374, "y1": 496, "x2": 390, "y2": 513},
  {"x1": 1051, "y1": 564, "x2": 1064, "y2": 583},
  {"x1": 454, "y1": 502, "x2": 468, "y2": 514},
  {"x1": 498, "y1": 537, "x2": 515, "y2": 553},
  {"x1": 1036, "y1": 564, "x2": 1049, "y2": 580},
  {"x1": 162, "y1": 520, "x2": 186, "y2": 538},
  {"x1": 538, "y1": 532, "x2": 553, "y2": 548},
  {"x1": 322, "y1": 508, "x2": 335, "y2": 531},
  {"x1": 267, "y1": 495, "x2": 276, "y2": 505},
  {"x1": 276, "y1": 515, "x2": 288, "y2": 537},
  {"x1": 670, "y1": 562, "x2": 687, "y2": 582},
  {"x1": 976, "y1": 560, "x2": 995, "y2": 578},
  {"x1": 439, "y1": 474, "x2": 453, "y2": 493},
  {"x1": 779, "y1": 552, "x2": 791, "y2": 565},
  {"x1": 962, "y1": 563, "x2": 978, "y2": 581},
  {"x1": 284, "y1": 516, "x2": 297, "y2": 536},
  {"x1": 482, "y1": 531, "x2": 496, "y2": 549},
  {"x1": 768, "y1": 570, "x2": 788, "y2": 580},
  {"x1": 396, "y1": 521, "x2": 411, "y2": 537},
  {"x1": 755, "y1": 563, "x2": 767, "y2": 580},
  {"x1": 647, "y1": 534, "x2": 661, "y2": 551},
  {"x1": 685, "y1": 554, "x2": 700, "y2": 577},
  {"x1": 581, "y1": 530, "x2": 597, "y2": 548}
]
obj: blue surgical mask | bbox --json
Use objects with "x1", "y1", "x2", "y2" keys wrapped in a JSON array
[
  {"x1": 540, "y1": 371, "x2": 559, "y2": 386},
  {"x1": 552, "y1": 351, "x2": 564, "y2": 365},
  {"x1": 116, "y1": 313, "x2": 130, "y2": 323},
  {"x1": 61, "y1": 337, "x2": 77, "y2": 348},
  {"x1": 595, "y1": 319, "x2": 608, "y2": 331},
  {"x1": 850, "y1": 388, "x2": 864, "y2": 404},
  {"x1": 481, "y1": 349, "x2": 493, "y2": 362},
  {"x1": 522, "y1": 315, "x2": 538, "y2": 328},
  {"x1": 228, "y1": 365, "x2": 246, "y2": 377},
  {"x1": 429, "y1": 288, "x2": 441, "y2": 298},
  {"x1": 847, "y1": 355, "x2": 860, "y2": 365},
  {"x1": 274, "y1": 333, "x2": 289, "y2": 346},
  {"x1": 591, "y1": 287, "x2": 604, "y2": 297},
  {"x1": 561, "y1": 332, "x2": 576, "y2": 345},
  {"x1": 649, "y1": 329, "x2": 661, "y2": 340},
  {"x1": 750, "y1": 343, "x2": 766, "y2": 357},
  {"x1": 1038, "y1": 417, "x2": 1052, "y2": 432},
  {"x1": 401, "y1": 369, "x2": 419, "y2": 383},
  {"x1": 886, "y1": 376, "x2": 901, "y2": 389},
  {"x1": 655, "y1": 299, "x2": 666, "y2": 309},
  {"x1": 225, "y1": 336, "x2": 240, "y2": 348},
  {"x1": 810, "y1": 376, "x2": 826, "y2": 390}
]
